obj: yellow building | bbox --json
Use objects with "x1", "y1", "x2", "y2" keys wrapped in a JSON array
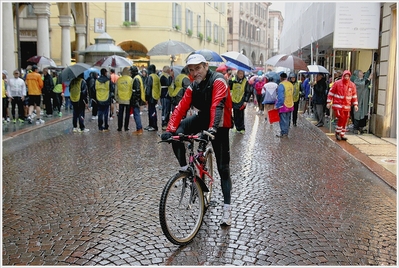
[{"x1": 5, "y1": 2, "x2": 228, "y2": 71}]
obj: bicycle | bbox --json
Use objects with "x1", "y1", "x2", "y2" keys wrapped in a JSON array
[{"x1": 159, "y1": 130, "x2": 215, "y2": 245}]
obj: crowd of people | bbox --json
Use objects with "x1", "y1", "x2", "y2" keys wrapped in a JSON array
[
  {"x1": 2, "y1": 61, "x2": 373, "y2": 141},
  {"x1": 2, "y1": 65, "x2": 64, "y2": 125},
  {"x1": 2, "y1": 55, "x2": 374, "y2": 228}
]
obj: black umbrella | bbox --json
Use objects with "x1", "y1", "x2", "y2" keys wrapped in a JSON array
[{"x1": 60, "y1": 63, "x2": 91, "y2": 82}]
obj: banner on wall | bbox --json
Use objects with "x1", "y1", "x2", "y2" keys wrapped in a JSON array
[
  {"x1": 94, "y1": 18, "x2": 105, "y2": 33},
  {"x1": 333, "y1": 2, "x2": 380, "y2": 49}
]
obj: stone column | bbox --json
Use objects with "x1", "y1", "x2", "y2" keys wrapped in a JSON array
[
  {"x1": 2, "y1": 2, "x2": 16, "y2": 74},
  {"x1": 59, "y1": 15, "x2": 72, "y2": 67},
  {"x1": 75, "y1": 24, "x2": 87, "y2": 63},
  {"x1": 33, "y1": 3, "x2": 51, "y2": 58}
]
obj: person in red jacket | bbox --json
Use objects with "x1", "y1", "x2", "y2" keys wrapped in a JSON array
[
  {"x1": 160, "y1": 54, "x2": 233, "y2": 226},
  {"x1": 326, "y1": 70, "x2": 358, "y2": 141}
]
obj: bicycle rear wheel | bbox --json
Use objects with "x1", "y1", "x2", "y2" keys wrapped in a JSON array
[
  {"x1": 203, "y1": 147, "x2": 214, "y2": 208},
  {"x1": 159, "y1": 173, "x2": 205, "y2": 245}
]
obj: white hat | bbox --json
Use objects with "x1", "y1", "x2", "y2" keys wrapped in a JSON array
[
  {"x1": 186, "y1": 54, "x2": 207, "y2": 65},
  {"x1": 2, "y1": 70, "x2": 8, "y2": 75}
]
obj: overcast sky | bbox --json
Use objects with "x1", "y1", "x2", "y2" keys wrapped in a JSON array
[{"x1": 269, "y1": 2, "x2": 285, "y2": 18}]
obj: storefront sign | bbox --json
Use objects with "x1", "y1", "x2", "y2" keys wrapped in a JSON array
[{"x1": 333, "y1": 3, "x2": 380, "y2": 49}]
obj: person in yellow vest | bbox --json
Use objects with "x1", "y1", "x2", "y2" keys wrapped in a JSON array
[
  {"x1": 160, "y1": 66, "x2": 173, "y2": 130},
  {"x1": 95, "y1": 68, "x2": 115, "y2": 132},
  {"x1": 170, "y1": 66, "x2": 190, "y2": 112},
  {"x1": 115, "y1": 67, "x2": 133, "y2": 131},
  {"x1": 228, "y1": 69, "x2": 252, "y2": 134},
  {"x1": 144, "y1": 64, "x2": 160, "y2": 131},
  {"x1": 25, "y1": 65, "x2": 44, "y2": 124},
  {"x1": 69, "y1": 74, "x2": 89, "y2": 133},
  {"x1": 130, "y1": 66, "x2": 144, "y2": 135},
  {"x1": 275, "y1": 72, "x2": 294, "y2": 138},
  {"x1": 52, "y1": 71, "x2": 63, "y2": 117}
]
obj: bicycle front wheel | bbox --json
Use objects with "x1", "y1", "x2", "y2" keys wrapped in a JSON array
[
  {"x1": 159, "y1": 173, "x2": 205, "y2": 245},
  {"x1": 203, "y1": 147, "x2": 214, "y2": 207}
]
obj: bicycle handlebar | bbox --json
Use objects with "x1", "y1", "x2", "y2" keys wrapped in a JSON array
[{"x1": 158, "y1": 130, "x2": 215, "y2": 144}]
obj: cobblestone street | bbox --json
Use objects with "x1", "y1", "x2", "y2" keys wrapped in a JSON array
[{"x1": 2, "y1": 106, "x2": 396, "y2": 266}]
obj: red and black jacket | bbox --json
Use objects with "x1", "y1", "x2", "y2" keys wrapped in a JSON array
[{"x1": 166, "y1": 70, "x2": 233, "y2": 133}]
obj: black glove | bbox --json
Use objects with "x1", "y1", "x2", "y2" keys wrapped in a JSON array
[{"x1": 161, "y1": 132, "x2": 173, "y2": 141}]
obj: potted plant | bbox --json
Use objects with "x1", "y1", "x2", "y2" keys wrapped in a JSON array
[
  {"x1": 206, "y1": 36, "x2": 211, "y2": 42},
  {"x1": 123, "y1": 21, "x2": 131, "y2": 27},
  {"x1": 198, "y1": 32, "x2": 204, "y2": 42},
  {"x1": 187, "y1": 29, "x2": 193, "y2": 37},
  {"x1": 174, "y1": 25, "x2": 180, "y2": 31}
]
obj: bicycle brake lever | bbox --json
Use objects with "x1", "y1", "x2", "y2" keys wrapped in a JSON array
[{"x1": 202, "y1": 130, "x2": 215, "y2": 140}]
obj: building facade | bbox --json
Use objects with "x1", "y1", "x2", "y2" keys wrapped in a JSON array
[
  {"x1": 226, "y1": 2, "x2": 271, "y2": 70},
  {"x1": 2, "y1": 2, "x2": 229, "y2": 72},
  {"x1": 268, "y1": 10, "x2": 284, "y2": 60}
]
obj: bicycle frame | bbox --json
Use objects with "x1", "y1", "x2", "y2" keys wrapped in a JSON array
[{"x1": 181, "y1": 134, "x2": 214, "y2": 195}]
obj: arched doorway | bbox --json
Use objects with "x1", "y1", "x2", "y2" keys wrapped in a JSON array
[{"x1": 118, "y1": 40, "x2": 149, "y2": 68}]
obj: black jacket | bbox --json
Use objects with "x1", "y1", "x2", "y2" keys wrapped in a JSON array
[{"x1": 43, "y1": 73, "x2": 54, "y2": 94}]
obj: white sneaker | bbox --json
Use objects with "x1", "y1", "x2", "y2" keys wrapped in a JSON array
[
  {"x1": 73, "y1": 128, "x2": 78, "y2": 133},
  {"x1": 78, "y1": 128, "x2": 90, "y2": 133},
  {"x1": 179, "y1": 165, "x2": 190, "y2": 173},
  {"x1": 174, "y1": 179, "x2": 183, "y2": 188},
  {"x1": 36, "y1": 119, "x2": 45, "y2": 124},
  {"x1": 92, "y1": 116, "x2": 98, "y2": 120},
  {"x1": 221, "y1": 204, "x2": 232, "y2": 226},
  {"x1": 31, "y1": 113, "x2": 37, "y2": 119}
]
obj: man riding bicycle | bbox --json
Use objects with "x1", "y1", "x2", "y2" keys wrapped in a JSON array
[{"x1": 161, "y1": 54, "x2": 233, "y2": 226}]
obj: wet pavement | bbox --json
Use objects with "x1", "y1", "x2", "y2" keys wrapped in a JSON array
[{"x1": 2, "y1": 104, "x2": 397, "y2": 266}]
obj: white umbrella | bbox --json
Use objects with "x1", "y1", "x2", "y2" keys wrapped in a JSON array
[
  {"x1": 221, "y1": 51, "x2": 254, "y2": 70},
  {"x1": 27, "y1": 55, "x2": 57, "y2": 68},
  {"x1": 265, "y1": 54, "x2": 308, "y2": 71},
  {"x1": 147, "y1": 40, "x2": 195, "y2": 56},
  {"x1": 93, "y1": 55, "x2": 133, "y2": 68},
  {"x1": 302, "y1": 65, "x2": 329, "y2": 74}
]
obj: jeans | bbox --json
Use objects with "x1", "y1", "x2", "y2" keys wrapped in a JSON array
[
  {"x1": 161, "y1": 97, "x2": 171, "y2": 126},
  {"x1": 72, "y1": 102, "x2": 86, "y2": 130},
  {"x1": 132, "y1": 106, "x2": 143, "y2": 130},
  {"x1": 147, "y1": 102, "x2": 158, "y2": 129},
  {"x1": 279, "y1": 112, "x2": 291, "y2": 135},
  {"x1": 98, "y1": 104, "x2": 109, "y2": 130},
  {"x1": 64, "y1": 97, "x2": 73, "y2": 110}
]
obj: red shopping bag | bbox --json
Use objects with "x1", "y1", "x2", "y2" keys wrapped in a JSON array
[{"x1": 268, "y1": 109, "x2": 280, "y2": 123}]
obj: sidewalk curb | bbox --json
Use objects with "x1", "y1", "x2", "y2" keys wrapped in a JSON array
[
  {"x1": 322, "y1": 128, "x2": 397, "y2": 191},
  {"x1": 2, "y1": 115, "x2": 72, "y2": 142}
]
